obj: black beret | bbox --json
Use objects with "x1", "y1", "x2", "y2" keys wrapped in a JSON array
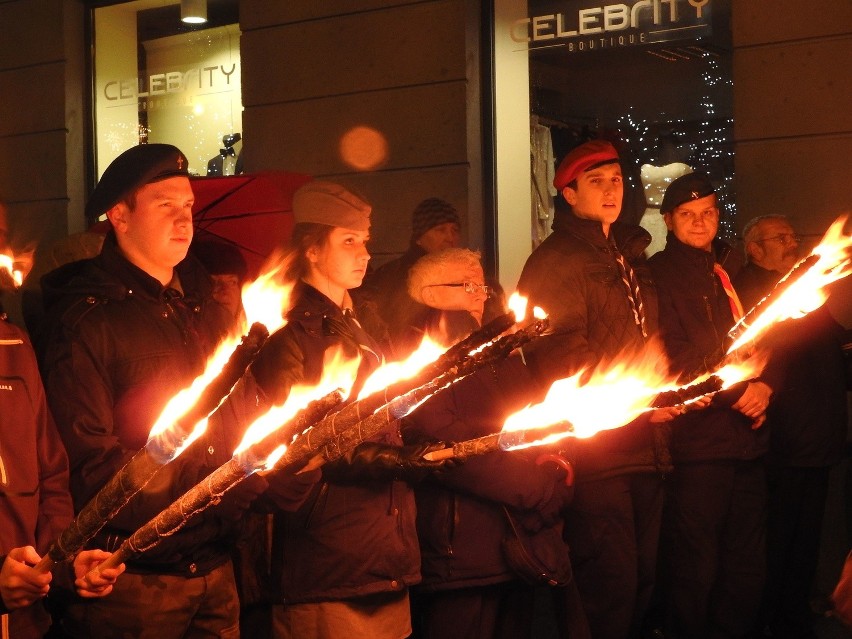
[
  {"x1": 85, "y1": 144, "x2": 189, "y2": 226},
  {"x1": 660, "y1": 172, "x2": 715, "y2": 214}
]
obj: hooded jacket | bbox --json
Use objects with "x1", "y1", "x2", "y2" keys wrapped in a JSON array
[{"x1": 36, "y1": 232, "x2": 239, "y2": 576}]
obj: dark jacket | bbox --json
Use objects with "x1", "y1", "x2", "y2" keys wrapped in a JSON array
[
  {"x1": 251, "y1": 283, "x2": 421, "y2": 604},
  {"x1": 648, "y1": 235, "x2": 771, "y2": 463},
  {"x1": 0, "y1": 319, "x2": 73, "y2": 636},
  {"x1": 358, "y1": 244, "x2": 429, "y2": 360},
  {"x1": 517, "y1": 213, "x2": 671, "y2": 482},
  {"x1": 403, "y1": 355, "x2": 572, "y2": 592},
  {"x1": 735, "y1": 262, "x2": 848, "y2": 468},
  {"x1": 36, "y1": 232, "x2": 239, "y2": 576}
]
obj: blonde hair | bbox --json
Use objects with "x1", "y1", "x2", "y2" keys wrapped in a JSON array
[{"x1": 407, "y1": 247, "x2": 482, "y2": 304}]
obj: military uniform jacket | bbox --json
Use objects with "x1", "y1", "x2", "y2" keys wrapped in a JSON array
[
  {"x1": 37, "y1": 233, "x2": 237, "y2": 576},
  {"x1": 648, "y1": 235, "x2": 771, "y2": 463},
  {"x1": 251, "y1": 283, "x2": 421, "y2": 604}
]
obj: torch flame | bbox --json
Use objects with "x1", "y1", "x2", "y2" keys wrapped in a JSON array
[
  {"x1": 357, "y1": 336, "x2": 445, "y2": 400},
  {"x1": 0, "y1": 253, "x2": 24, "y2": 288},
  {"x1": 506, "y1": 293, "x2": 547, "y2": 323},
  {"x1": 502, "y1": 343, "x2": 672, "y2": 449},
  {"x1": 508, "y1": 293, "x2": 528, "y2": 322},
  {"x1": 241, "y1": 254, "x2": 294, "y2": 334},
  {"x1": 233, "y1": 347, "x2": 359, "y2": 470},
  {"x1": 146, "y1": 259, "x2": 296, "y2": 460},
  {"x1": 728, "y1": 216, "x2": 852, "y2": 353},
  {"x1": 712, "y1": 351, "x2": 769, "y2": 389},
  {"x1": 146, "y1": 332, "x2": 243, "y2": 457}
]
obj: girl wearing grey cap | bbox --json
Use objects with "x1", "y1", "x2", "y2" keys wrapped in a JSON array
[{"x1": 250, "y1": 181, "x2": 449, "y2": 639}]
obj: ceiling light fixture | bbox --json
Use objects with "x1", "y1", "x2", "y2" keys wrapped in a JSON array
[{"x1": 181, "y1": 0, "x2": 207, "y2": 24}]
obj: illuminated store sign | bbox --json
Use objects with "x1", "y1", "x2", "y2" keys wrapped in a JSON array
[
  {"x1": 102, "y1": 63, "x2": 239, "y2": 109},
  {"x1": 512, "y1": 0, "x2": 712, "y2": 52}
]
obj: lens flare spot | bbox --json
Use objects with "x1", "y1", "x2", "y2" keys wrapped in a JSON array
[{"x1": 339, "y1": 126, "x2": 388, "y2": 171}]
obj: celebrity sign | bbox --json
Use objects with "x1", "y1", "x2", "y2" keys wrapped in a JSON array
[
  {"x1": 101, "y1": 63, "x2": 239, "y2": 111},
  {"x1": 512, "y1": 0, "x2": 712, "y2": 53}
]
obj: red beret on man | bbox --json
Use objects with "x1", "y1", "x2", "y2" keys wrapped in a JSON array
[{"x1": 553, "y1": 140, "x2": 620, "y2": 191}]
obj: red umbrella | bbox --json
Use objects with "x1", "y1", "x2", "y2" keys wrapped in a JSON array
[{"x1": 190, "y1": 171, "x2": 312, "y2": 278}]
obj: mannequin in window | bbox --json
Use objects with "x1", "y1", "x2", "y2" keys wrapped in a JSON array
[
  {"x1": 639, "y1": 131, "x2": 692, "y2": 257},
  {"x1": 207, "y1": 133, "x2": 244, "y2": 176}
]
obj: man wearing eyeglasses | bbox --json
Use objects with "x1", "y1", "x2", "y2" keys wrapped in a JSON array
[
  {"x1": 735, "y1": 215, "x2": 847, "y2": 639},
  {"x1": 736, "y1": 215, "x2": 800, "y2": 303},
  {"x1": 647, "y1": 173, "x2": 780, "y2": 638}
]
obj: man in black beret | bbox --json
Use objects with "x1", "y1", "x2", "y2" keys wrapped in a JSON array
[
  {"x1": 648, "y1": 172, "x2": 777, "y2": 637},
  {"x1": 36, "y1": 144, "x2": 258, "y2": 639}
]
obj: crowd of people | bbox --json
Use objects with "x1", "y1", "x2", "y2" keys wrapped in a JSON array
[{"x1": 0, "y1": 139, "x2": 848, "y2": 639}]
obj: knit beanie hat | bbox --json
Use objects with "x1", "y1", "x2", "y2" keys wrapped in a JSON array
[{"x1": 411, "y1": 198, "x2": 461, "y2": 242}]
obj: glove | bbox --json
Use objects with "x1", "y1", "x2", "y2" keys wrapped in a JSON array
[
  {"x1": 210, "y1": 473, "x2": 269, "y2": 521},
  {"x1": 263, "y1": 467, "x2": 322, "y2": 512},
  {"x1": 323, "y1": 441, "x2": 458, "y2": 484}
]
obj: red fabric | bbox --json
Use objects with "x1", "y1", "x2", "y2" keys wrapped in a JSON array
[
  {"x1": 553, "y1": 140, "x2": 619, "y2": 191},
  {"x1": 89, "y1": 171, "x2": 313, "y2": 279},
  {"x1": 713, "y1": 262, "x2": 744, "y2": 321}
]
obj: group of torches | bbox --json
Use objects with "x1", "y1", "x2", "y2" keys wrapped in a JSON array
[{"x1": 3, "y1": 216, "x2": 849, "y2": 583}]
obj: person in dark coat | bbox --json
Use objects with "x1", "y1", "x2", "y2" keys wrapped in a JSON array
[
  {"x1": 517, "y1": 139, "x2": 680, "y2": 639},
  {"x1": 0, "y1": 317, "x2": 123, "y2": 639},
  {"x1": 736, "y1": 215, "x2": 848, "y2": 639},
  {"x1": 358, "y1": 197, "x2": 463, "y2": 358},
  {"x1": 249, "y1": 180, "x2": 449, "y2": 639},
  {"x1": 648, "y1": 173, "x2": 779, "y2": 638},
  {"x1": 404, "y1": 353, "x2": 583, "y2": 639},
  {"x1": 36, "y1": 144, "x2": 257, "y2": 639},
  {"x1": 399, "y1": 246, "x2": 581, "y2": 639}
]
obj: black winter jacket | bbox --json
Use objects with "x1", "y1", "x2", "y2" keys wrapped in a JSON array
[
  {"x1": 37, "y1": 233, "x2": 239, "y2": 576},
  {"x1": 251, "y1": 283, "x2": 421, "y2": 604},
  {"x1": 735, "y1": 262, "x2": 848, "y2": 468},
  {"x1": 517, "y1": 213, "x2": 671, "y2": 482},
  {"x1": 648, "y1": 235, "x2": 771, "y2": 463},
  {"x1": 403, "y1": 355, "x2": 573, "y2": 592}
]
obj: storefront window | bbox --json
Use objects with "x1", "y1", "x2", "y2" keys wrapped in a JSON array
[
  {"x1": 93, "y1": 0, "x2": 242, "y2": 179},
  {"x1": 494, "y1": 0, "x2": 734, "y2": 283}
]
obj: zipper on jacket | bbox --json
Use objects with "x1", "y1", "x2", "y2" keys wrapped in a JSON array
[{"x1": 703, "y1": 295, "x2": 713, "y2": 323}]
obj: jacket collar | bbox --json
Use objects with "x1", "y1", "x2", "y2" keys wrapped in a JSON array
[
  {"x1": 552, "y1": 212, "x2": 652, "y2": 260},
  {"x1": 95, "y1": 232, "x2": 211, "y2": 305},
  {"x1": 663, "y1": 233, "x2": 734, "y2": 271},
  {"x1": 552, "y1": 212, "x2": 610, "y2": 248}
]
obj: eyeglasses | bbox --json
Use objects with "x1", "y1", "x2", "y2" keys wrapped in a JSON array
[
  {"x1": 756, "y1": 233, "x2": 800, "y2": 246},
  {"x1": 424, "y1": 282, "x2": 491, "y2": 296}
]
